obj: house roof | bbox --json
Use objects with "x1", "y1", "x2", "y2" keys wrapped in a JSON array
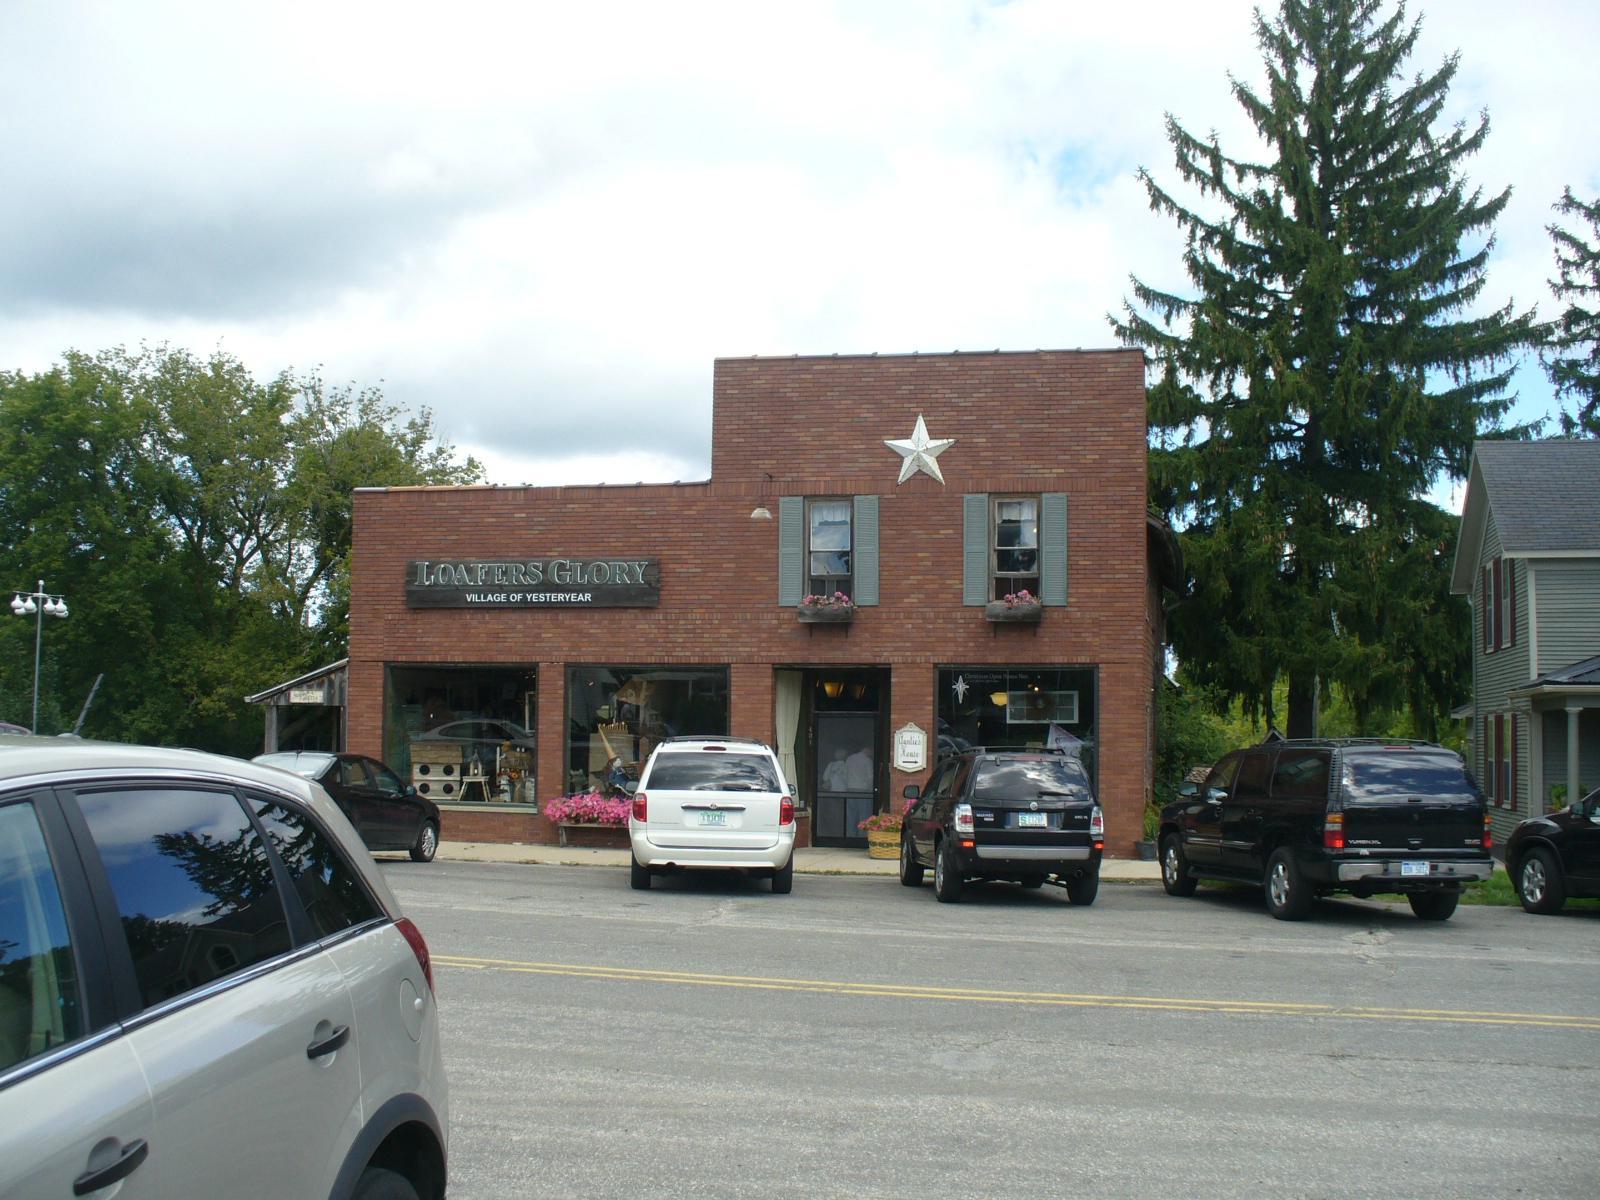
[
  {"x1": 1450, "y1": 439, "x2": 1600, "y2": 593},
  {"x1": 1524, "y1": 653, "x2": 1600, "y2": 690}
]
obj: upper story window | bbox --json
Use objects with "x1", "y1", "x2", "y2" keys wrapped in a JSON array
[
  {"x1": 992, "y1": 497, "x2": 1039, "y2": 602},
  {"x1": 807, "y1": 499, "x2": 853, "y2": 599},
  {"x1": 1482, "y1": 556, "x2": 1516, "y2": 654}
]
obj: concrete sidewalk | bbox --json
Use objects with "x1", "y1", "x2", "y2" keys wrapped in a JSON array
[{"x1": 434, "y1": 840, "x2": 1162, "y2": 881}]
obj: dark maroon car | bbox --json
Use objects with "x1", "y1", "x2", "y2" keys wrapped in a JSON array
[
  {"x1": 254, "y1": 751, "x2": 441, "y2": 862},
  {"x1": 1506, "y1": 787, "x2": 1600, "y2": 914}
]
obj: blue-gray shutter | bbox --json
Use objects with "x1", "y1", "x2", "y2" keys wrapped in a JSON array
[
  {"x1": 778, "y1": 497, "x2": 804, "y2": 606},
  {"x1": 962, "y1": 494, "x2": 989, "y2": 606},
  {"x1": 853, "y1": 495, "x2": 879, "y2": 606},
  {"x1": 1041, "y1": 492, "x2": 1068, "y2": 606}
]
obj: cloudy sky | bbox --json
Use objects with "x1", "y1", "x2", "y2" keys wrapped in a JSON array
[{"x1": 3, "y1": 0, "x2": 1595, "y2": 490}]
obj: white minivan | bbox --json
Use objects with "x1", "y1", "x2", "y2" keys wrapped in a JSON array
[{"x1": 628, "y1": 737, "x2": 796, "y2": 893}]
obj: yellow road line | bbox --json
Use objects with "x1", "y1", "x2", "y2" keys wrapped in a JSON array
[{"x1": 431, "y1": 954, "x2": 1600, "y2": 1030}]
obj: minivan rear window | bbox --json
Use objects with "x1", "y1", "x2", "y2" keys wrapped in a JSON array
[
  {"x1": 973, "y1": 756, "x2": 1091, "y2": 801},
  {"x1": 647, "y1": 752, "x2": 782, "y2": 793},
  {"x1": 1341, "y1": 751, "x2": 1477, "y2": 803}
]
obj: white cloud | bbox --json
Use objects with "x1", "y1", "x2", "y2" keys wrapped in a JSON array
[{"x1": 1, "y1": 0, "x2": 1594, "y2": 483}]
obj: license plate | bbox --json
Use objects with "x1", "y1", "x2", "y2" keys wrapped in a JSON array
[
  {"x1": 1017, "y1": 812, "x2": 1047, "y2": 828},
  {"x1": 699, "y1": 811, "x2": 727, "y2": 827},
  {"x1": 1400, "y1": 860, "x2": 1429, "y2": 877}
]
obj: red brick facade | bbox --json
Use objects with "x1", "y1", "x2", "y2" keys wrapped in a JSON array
[{"x1": 348, "y1": 350, "x2": 1157, "y2": 854}]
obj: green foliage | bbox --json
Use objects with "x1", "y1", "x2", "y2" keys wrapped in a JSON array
[
  {"x1": 0, "y1": 345, "x2": 482, "y2": 753},
  {"x1": 1153, "y1": 677, "x2": 1236, "y2": 808},
  {"x1": 1112, "y1": 0, "x2": 1536, "y2": 738},
  {"x1": 1543, "y1": 188, "x2": 1600, "y2": 437}
]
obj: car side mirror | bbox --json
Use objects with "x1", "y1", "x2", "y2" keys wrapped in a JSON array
[
  {"x1": 1206, "y1": 788, "x2": 1226, "y2": 804},
  {"x1": 405, "y1": 784, "x2": 418, "y2": 797},
  {"x1": 623, "y1": 780, "x2": 638, "y2": 795},
  {"x1": 902, "y1": 784, "x2": 921, "y2": 800}
]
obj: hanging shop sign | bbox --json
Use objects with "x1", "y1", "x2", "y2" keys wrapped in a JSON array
[
  {"x1": 406, "y1": 558, "x2": 660, "y2": 608},
  {"x1": 893, "y1": 722, "x2": 928, "y2": 772}
]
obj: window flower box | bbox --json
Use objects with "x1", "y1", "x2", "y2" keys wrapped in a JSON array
[
  {"x1": 985, "y1": 590, "x2": 1043, "y2": 623},
  {"x1": 797, "y1": 592, "x2": 856, "y2": 624}
]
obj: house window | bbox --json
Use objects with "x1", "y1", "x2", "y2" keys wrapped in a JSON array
[
  {"x1": 806, "y1": 499, "x2": 852, "y2": 599},
  {"x1": 992, "y1": 497, "x2": 1039, "y2": 602},
  {"x1": 1500, "y1": 558, "x2": 1516, "y2": 649}
]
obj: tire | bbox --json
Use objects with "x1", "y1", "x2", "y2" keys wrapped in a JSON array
[
  {"x1": 353, "y1": 1167, "x2": 420, "y2": 1200},
  {"x1": 1065, "y1": 870, "x2": 1099, "y2": 906},
  {"x1": 1264, "y1": 847, "x2": 1313, "y2": 920},
  {"x1": 899, "y1": 835, "x2": 924, "y2": 887},
  {"x1": 1517, "y1": 848, "x2": 1566, "y2": 915},
  {"x1": 630, "y1": 855, "x2": 652, "y2": 890},
  {"x1": 1019, "y1": 874, "x2": 1046, "y2": 890},
  {"x1": 1160, "y1": 833, "x2": 1198, "y2": 897},
  {"x1": 409, "y1": 821, "x2": 439, "y2": 863},
  {"x1": 1408, "y1": 889, "x2": 1460, "y2": 921},
  {"x1": 933, "y1": 837, "x2": 963, "y2": 903},
  {"x1": 771, "y1": 853, "x2": 794, "y2": 894}
]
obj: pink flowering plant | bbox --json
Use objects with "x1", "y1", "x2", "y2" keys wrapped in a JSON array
[
  {"x1": 857, "y1": 797, "x2": 915, "y2": 835},
  {"x1": 800, "y1": 591, "x2": 855, "y2": 610},
  {"x1": 1000, "y1": 589, "x2": 1039, "y2": 609},
  {"x1": 544, "y1": 791, "x2": 631, "y2": 826}
]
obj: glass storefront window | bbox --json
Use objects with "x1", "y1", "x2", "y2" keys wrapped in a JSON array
[
  {"x1": 386, "y1": 666, "x2": 538, "y2": 805},
  {"x1": 566, "y1": 667, "x2": 729, "y2": 797},
  {"x1": 937, "y1": 666, "x2": 1097, "y2": 791}
]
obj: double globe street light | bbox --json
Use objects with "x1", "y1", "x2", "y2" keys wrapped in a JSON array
[{"x1": 10, "y1": 580, "x2": 69, "y2": 734}]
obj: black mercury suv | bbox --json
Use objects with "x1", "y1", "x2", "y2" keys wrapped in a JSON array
[
  {"x1": 899, "y1": 748, "x2": 1104, "y2": 904},
  {"x1": 1158, "y1": 738, "x2": 1493, "y2": 921}
]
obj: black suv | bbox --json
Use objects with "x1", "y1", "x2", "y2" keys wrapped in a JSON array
[
  {"x1": 899, "y1": 748, "x2": 1104, "y2": 904},
  {"x1": 1158, "y1": 738, "x2": 1493, "y2": 921}
]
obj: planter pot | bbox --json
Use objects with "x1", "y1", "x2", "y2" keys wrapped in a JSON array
[
  {"x1": 797, "y1": 605, "x2": 855, "y2": 624},
  {"x1": 865, "y1": 829, "x2": 899, "y2": 859},
  {"x1": 556, "y1": 821, "x2": 630, "y2": 848},
  {"x1": 984, "y1": 601, "x2": 1043, "y2": 624},
  {"x1": 1135, "y1": 839, "x2": 1157, "y2": 861}
]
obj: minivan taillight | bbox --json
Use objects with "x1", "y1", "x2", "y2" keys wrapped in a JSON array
[
  {"x1": 780, "y1": 797, "x2": 794, "y2": 826},
  {"x1": 954, "y1": 803, "x2": 974, "y2": 835},
  {"x1": 1483, "y1": 812, "x2": 1492, "y2": 852},
  {"x1": 1323, "y1": 811, "x2": 1345, "y2": 851},
  {"x1": 1089, "y1": 804, "x2": 1105, "y2": 850},
  {"x1": 395, "y1": 917, "x2": 434, "y2": 994},
  {"x1": 632, "y1": 792, "x2": 648, "y2": 823}
]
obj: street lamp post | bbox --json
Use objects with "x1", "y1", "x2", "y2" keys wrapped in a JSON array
[{"x1": 9, "y1": 580, "x2": 69, "y2": 734}]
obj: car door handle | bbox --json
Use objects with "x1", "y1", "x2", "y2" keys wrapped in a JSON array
[
  {"x1": 306, "y1": 1024, "x2": 351, "y2": 1060},
  {"x1": 73, "y1": 1138, "x2": 149, "y2": 1196}
]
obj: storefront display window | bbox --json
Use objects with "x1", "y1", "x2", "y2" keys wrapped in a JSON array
[
  {"x1": 937, "y1": 666, "x2": 1097, "y2": 788},
  {"x1": 566, "y1": 666, "x2": 729, "y2": 796},
  {"x1": 386, "y1": 666, "x2": 537, "y2": 805}
]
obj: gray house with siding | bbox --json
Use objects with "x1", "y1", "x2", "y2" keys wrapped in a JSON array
[{"x1": 1451, "y1": 439, "x2": 1600, "y2": 845}]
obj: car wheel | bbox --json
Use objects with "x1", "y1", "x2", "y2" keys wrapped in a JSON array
[
  {"x1": 1160, "y1": 833, "x2": 1198, "y2": 897},
  {"x1": 409, "y1": 821, "x2": 439, "y2": 863},
  {"x1": 1408, "y1": 889, "x2": 1460, "y2": 921},
  {"x1": 1517, "y1": 848, "x2": 1566, "y2": 915},
  {"x1": 1019, "y1": 874, "x2": 1046, "y2": 890},
  {"x1": 353, "y1": 1167, "x2": 420, "y2": 1200},
  {"x1": 933, "y1": 837, "x2": 963, "y2": 903},
  {"x1": 630, "y1": 855, "x2": 652, "y2": 890},
  {"x1": 899, "y1": 835, "x2": 924, "y2": 887},
  {"x1": 771, "y1": 853, "x2": 794, "y2": 894},
  {"x1": 1065, "y1": 870, "x2": 1099, "y2": 906},
  {"x1": 1264, "y1": 847, "x2": 1312, "y2": 920}
]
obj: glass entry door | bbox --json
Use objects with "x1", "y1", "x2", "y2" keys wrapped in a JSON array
[{"x1": 813, "y1": 713, "x2": 877, "y2": 846}]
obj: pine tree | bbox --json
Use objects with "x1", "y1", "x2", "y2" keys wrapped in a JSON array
[
  {"x1": 1110, "y1": 0, "x2": 1536, "y2": 737},
  {"x1": 1543, "y1": 188, "x2": 1600, "y2": 437}
]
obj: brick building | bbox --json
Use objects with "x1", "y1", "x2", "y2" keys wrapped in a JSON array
[{"x1": 347, "y1": 349, "x2": 1172, "y2": 856}]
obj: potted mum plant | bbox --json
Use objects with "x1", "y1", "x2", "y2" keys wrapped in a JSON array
[
  {"x1": 984, "y1": 589, "x2": 1043, "y2": 623},
  {"x1": 797, "y1": 591, "x2": 856, "y2": 623},
  {"x1": 857, "y1": 799, "x2": 911, "y2": 859}
]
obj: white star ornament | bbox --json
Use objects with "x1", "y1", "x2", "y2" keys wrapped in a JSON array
[{"x1": 884, "y1": 415, "x2": 956, "y2": 485}]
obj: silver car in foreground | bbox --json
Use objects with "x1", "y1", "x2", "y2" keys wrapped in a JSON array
[{"x1": 0, "y1": 733, "x2": 448, "y2": 1199}]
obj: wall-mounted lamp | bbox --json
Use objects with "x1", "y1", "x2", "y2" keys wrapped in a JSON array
[
  {"x1": 750, "y1": 507, "x2": 773, "y2": 520},
  {"x1": 990, "y1": 690, "x2": 1009, "y2": 707},
  {"x1": 822, "y1": 680, "x2": 844, "y2": 699},
  {"x1": 850, "y1": 682, "x2": 867, "y2": 701}
]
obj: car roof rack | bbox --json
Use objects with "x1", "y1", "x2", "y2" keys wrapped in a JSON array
[
  {"x1": 950, "y1": 745, "x2": 1072, "y2": 757},
  {"x1": 1254, "y1": 736, "x2": 1438, "y2": 748},
  {"x1": 656, "y1": 735, "x2": 772, "y2": 749}
]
